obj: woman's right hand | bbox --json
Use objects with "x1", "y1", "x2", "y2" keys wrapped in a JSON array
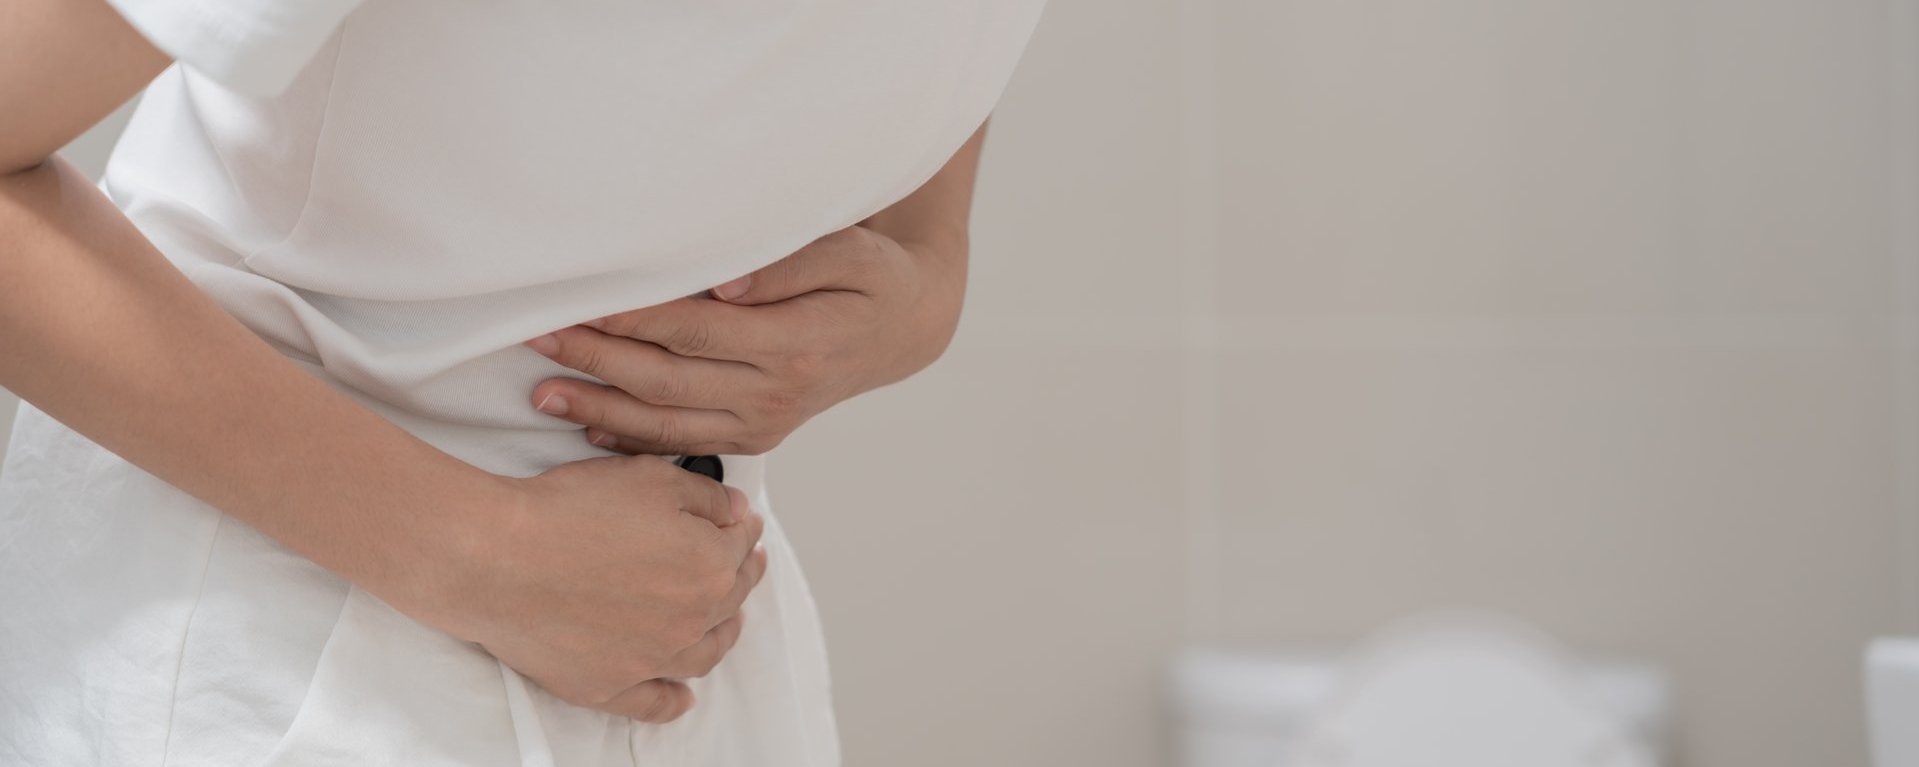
[
  {"x1": 4, "y1": 0, "x2": 766, "y2": 729},
  {"x1": 416, "y1": 454, "x2": 768, "y2": 723}
]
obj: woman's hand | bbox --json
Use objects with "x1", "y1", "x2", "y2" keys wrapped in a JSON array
[
  {"x1": 522, "y1": 119, "x2": 988, "y2": 456},
  {"x1": 523, "y1": 223, "x2": 966, "y2": 455},
  {"x1": 0, "y1": 3, "x2": 763, "y2": 726},
  {"x1": 418, "y1": 455, "x2": 768, "y2": 723}
]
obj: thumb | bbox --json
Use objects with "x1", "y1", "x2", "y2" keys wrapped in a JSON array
[{"x1": 709, "y1": 230, "x2": 858, "y2": 305}]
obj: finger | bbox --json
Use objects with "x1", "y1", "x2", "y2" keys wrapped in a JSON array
[
  {"x1": 661, "y1": 612, "x2": 747, "y2": 678},
  {"x1": 705, "y1": 544, "x2": 769, "y2": 628},
  {"x1": 711, "y1": 496, "x2": 765, "y2": 561},
  {"x1": 531, "y1": 380, "x2": 746, "y2": 454},
  {"x1": 669, "y1": 487, "x2": 760, "y2": 578},
  {"x1": 673, "y1": 473, "x2": 744, "y2": 529},
  {"x1": 529, "y1": 326, "x2": 761, "y2": 410},
  {"x1": 599, "y1": 679, "x2": 695, "y2": 723},
  {"x1": 584, "y1": 427, "x2": 780, "y2": 458},
  {"x1": 584, "y1": 298, "x2": 788, "y2": 363},
  {"x1": 709, "y1": 227, "x2": 889, "y2": 305},
  {"x1": 585, "y1": 429, "x2": 745, "y2": 460},
  {"x1": 581, "y1": 428, "x2": 654, "y2": 456}
]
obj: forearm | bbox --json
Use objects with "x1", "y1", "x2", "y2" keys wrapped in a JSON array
[{"x1": 0, "y1": 156, "x2": 505, "y2": 606}]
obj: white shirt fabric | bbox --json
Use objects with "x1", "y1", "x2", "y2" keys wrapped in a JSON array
[{"x1": 0, "y1": 0, "x2": 1043, "y2": 764}]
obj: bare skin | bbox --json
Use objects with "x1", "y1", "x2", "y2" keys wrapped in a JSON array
[
  {"x1": 526, "y1": 123, "x2": 986, "y2": 456},
  {"x1": 5, "y1": 0, "x2": 982, "y2": 726},
  {"x1": 1, "y1": 0, "x2": 766, "y2": 722}
]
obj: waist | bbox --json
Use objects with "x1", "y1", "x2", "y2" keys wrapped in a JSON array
[
  {"x1": 155, "y1": 235, "x2": 769, "y2": 486},
  {"x1": 287, "y1": 354, "x2": 765, "y2": 490}
]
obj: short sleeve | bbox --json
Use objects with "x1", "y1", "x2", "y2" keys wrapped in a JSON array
[{"x1": 104, "y1": 0, "x2": 365, "y2": 96}]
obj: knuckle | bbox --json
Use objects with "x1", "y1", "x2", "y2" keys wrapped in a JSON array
[
  {"x1": 691, "y1": 479, "x2": 732, "y2": 518},
  {"x1": 569, "y1": 342, "x2": 609, "y2": 377},
  {"x1": 737, "y1": 513, "x2": 766, "y2": 544},
  {"x1": 706, "y1": 568, "x2": 739, "y2": 601},
  {"x1": 694, "y1": 541, "x2": 734, "y2": 581},
  {"x1": 663, "y1": 321, "x2": 713, "y2": 356},
  {"x1": 635, "y1": 373, "x2": 685, "y2": 405},
  {"x1": 630, "y1": 649, "x2": 677, "y2": 681},
  {"x1": 541, "y1": 329, "x2": 584, "y2": 364},
  {"x1": 668, "y1": 616, "x2": 710, "y2": 650},
  {"x1": 610, "y1": 314, "x2": 663, "y2": 345},
  {"x1": 644, "y1": 412, "x2": 683, "y2": 449},
  {"x1": 687, "y1": 646, "x2": 723, "y2": 678}
]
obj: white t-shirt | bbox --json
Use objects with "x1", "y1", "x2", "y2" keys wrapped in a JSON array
[
  {"x1": 0, "y1": 0, "x2": 1044, "y2": 764},
  {"x1": 101, "y1": 0, "x2": 1042, "y2": 468}
]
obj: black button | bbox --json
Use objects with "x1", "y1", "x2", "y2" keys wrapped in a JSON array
[{"x1": 675, "y1": 455, "x2": 724, "y2": 483}]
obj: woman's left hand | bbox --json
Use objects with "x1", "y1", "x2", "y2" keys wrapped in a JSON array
[{"x1": 523, "y1": 224, "x2": 966, "y2": 456}]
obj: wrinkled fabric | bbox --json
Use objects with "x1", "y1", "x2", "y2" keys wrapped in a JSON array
[
  {"x1": 0, "y1": 0, "x2": 1045, "y2": 763},
  {"x1": 2, "y1": 397, "x2": 838, "y2": 765}
]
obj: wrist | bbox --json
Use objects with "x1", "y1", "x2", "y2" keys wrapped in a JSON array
[
  {"x1": 349, "y1": 459, "x2": 526, "y2": 639},
  {"x1": 889, "y1": 235, "x2": 967, "y2": 385}
]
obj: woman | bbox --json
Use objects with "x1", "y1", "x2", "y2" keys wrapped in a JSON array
[{"x1": 0, "y1": 0, "x2": 1043, "y2": 763}]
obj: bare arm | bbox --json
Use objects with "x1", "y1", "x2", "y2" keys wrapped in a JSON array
[
  {"x1": 0, "y1": 0, "x2": 498, "y2": 615},
  {"x1": 2, "y1": 0, "x2": 764, "y2": 722}
]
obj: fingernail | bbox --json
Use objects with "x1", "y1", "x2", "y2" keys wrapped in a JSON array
[
  {"x1": 727, "y1": 487, "x2": 750, "y2": 523},
  {"x1": 525, "y1": 333, "x2": 560, "y2": 355},
  {"x1": 712, "y1": 275, "x2": 752, "y2": 301},
  {"x1": 586, "y1": 429, "x2": 617, "y2": 448},
  {"x1": 535, "y1": 392, "x2": 569, "y2": 416}
]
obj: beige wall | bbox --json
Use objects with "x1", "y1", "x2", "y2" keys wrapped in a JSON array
[
  {"x1": 1196, "y1": 2, "x2": 1911, "y2": 766},
  {"x1": 6, "y1": 1, "x2": 1916, "y2": 765},
  {"x1": 800, "y1": 1, "x2": 1919, "y2": 765}
]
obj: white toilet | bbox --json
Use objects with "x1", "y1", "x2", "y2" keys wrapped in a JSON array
[
  {"x1": 1868, "y1": 638, "x2": 1919, "y2": 767},
  {"x1": 1174, "y1": 612, "x2": 1668, "y2": 767}
]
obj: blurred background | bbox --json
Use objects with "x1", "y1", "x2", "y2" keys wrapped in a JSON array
[{"x1": 6, "y1": 0, "x2": 1918, "y2": 765}]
